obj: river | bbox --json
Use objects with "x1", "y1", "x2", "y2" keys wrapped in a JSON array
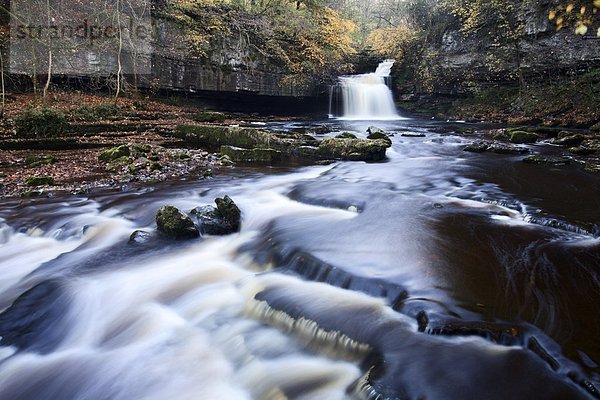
[{"x1": 0, "y1": 117, "x2": 598, "y2": 399}]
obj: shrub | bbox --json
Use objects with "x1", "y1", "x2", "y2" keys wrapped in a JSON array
[{"x1": 15, "y1": 108, "x2": 68, "y2": 138}]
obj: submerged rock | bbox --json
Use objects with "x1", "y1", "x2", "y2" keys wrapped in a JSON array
[
  {"x1": 129, "y1": 230, "x2": 153, "y2": 244},
  {"x1": 401, "y1": 133, "x2": 426, "y2": 138},
  {"x1": 155, "y1": 205, "x2": 199, "y2": 239},
  {"x1": 190, "y1": 195, "x2": 241, "y2": 235},
  {"x1": 523, "y1": 155, "x2": 571, "y2": 166},
  {"x1": 464, "y1": 142, "x2": 489, "y2": 153},
  {"x1": 488, "y1": 143, "x2": 529, "y2": 154}
]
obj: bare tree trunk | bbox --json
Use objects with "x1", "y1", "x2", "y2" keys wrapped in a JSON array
[
  {"x1": 114, "y1": 0, "x2": 123, "y2": 104},
  {"x1": 42, "y1": 0, "x2": 52, "y2": 107},
  {"x1": 0, "y1": 50, "x2": 5, "y2": 118}
]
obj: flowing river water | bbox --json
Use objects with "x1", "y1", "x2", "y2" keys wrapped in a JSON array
[{"x1": 0, "y1": 118, "x2": 599, "y2": 400}]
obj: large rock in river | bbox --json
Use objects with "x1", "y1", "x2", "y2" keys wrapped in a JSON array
[
  {"x1": 155, "y1": 205, "x2": 200, "y2": 239},
  {"x1": 317, "y1": 137, "x2": 390, "y2": 161},
  {"x1": 190, "y1": 195, "x2": 241, "y2": 235}
]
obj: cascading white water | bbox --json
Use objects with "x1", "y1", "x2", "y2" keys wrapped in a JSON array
[{"x1": 330, "y1": 60, "x2": 401, "y2": 120}]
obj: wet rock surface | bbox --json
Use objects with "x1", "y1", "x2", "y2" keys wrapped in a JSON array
[{"x1": 155, "y1": 205, "x2": 200, "y2": 240}]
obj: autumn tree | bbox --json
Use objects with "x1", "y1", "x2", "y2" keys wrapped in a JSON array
[{"x1": 549, "y1": 0, "x2": 600, "y2": 36}]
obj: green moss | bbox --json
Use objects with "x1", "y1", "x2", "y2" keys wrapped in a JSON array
[
  {"x1": 220, "y1": 146, "x2": 282, "y2": 163},
  {"x1": 132, "y1": 143, "x2": 152, "y2": 154},
  {"x1": 25, "y1": 176, "x2": 55, "y2": 186},
  {"x1": 509, "y1": 131, "x2": 539, "y2": 144},
  {"x1": 553, "y1": 134, "x2": 585, "y2": 147},
  {"x1": 215, "y1": 195, "x2": 241, "y2": 228},
  {"x1": 318, "y1": 138, "x2": 390, "y2": 161},
  {"x1": 336, "y1": 132, "x2": 357, "y2": 139},
  {"x1": 98, "y1": 145, "x2": 131, "y2": 162},
  {"x1": 192, "y1": 111, "x2": 227, "y2": 123},
  {"x1": 16, "y1": 108, "x2": 68, "y2": 138},
  {"x1": 155, "y1": 205, "x2": 199, "y2": 239},
  {"x1": 175, "y1": 125, "x2": 272, "y2": 149},
  {"x1": 25, "y1": 154, "x2": 57, "y2": 167},
  {"x1": 367, "y1": 131, "x2": 392, "y2": 146},
  {"x1": 150, "y1": 162, "x2": 163, "y2": 171}
]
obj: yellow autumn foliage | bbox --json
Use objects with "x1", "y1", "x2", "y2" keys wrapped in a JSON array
[{"x1": 366, "y1": 26, "x2": 417, "y2": 61}]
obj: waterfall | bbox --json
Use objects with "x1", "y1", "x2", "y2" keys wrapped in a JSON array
[{"x1": 329, "y1": 60, "x2": 401, "y2": 120}]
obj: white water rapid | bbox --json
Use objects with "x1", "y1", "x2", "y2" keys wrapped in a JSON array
[{"x1": 330, "y1": 60, "x2": 402, "y2": 120}]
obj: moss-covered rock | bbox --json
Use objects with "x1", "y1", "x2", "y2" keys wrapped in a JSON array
[
  {"x1": 155, "y1": 205, "x2": 199, "y2": 239},
  {"x1": 192, "y1": 111, "x2": 227, "y2": 123},
  {"x1": 568, "y1": 146, "x2": 596, "y2": 155},
  {"x1": 553, "y1": 134, "x2": 585, "y2": 147},
  {"x1": 367, "y1": 131, "x2": 392, "y2": 146},
  {"x1": 509, "y1": 131, "x2": 539, "y2": 144},
  {"x1": 367, "y1": 126, "x2": 386, "y2": 135},
  {"x1": 132, "y1": 143, "x2": 151, "y2": 154},
  {"x1": 215, "y1": 195, "x2": 241, "y2": 230},
  {"x1": 464, "y1": 142, "x2": 489, "y2": 152},
  {"x1": 190, "y1": 196, "x2": 241, "y2": 235},
  {"x1": 317, "y1": 138, "x2": 390, "y2": 161},
  {"x1": 175, "y1": 125, "x2": 272, "y2": 149},
  {"x1": 150, "y1": 162, "x2": 163, "y2": 171},
  {"x1": 98, "y1": 145, "x2": 130, "y2": 162},
  {"x1": 220, "y1": 146, "x2": 282, "y2": 163},
  {"x1": 25, "y1": 176, "x2": 55, "y2": 186},
  {"x1": 25, "y1": 154, "x2": 57, "y2": 167},
  {"x1": 336, "y1": 132, "x2": 357, "y2": 139}
]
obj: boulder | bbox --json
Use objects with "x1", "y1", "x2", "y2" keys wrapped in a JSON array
[
  {"x1": 98, "y1": 145, "x2": 130, "y2": 162},
  {"x1": 190, "y1": 196, "x2": 241, "y2": 235},
  {"x1": 317, "y1": 138, "x2": 390, "y2": 162},
  {"x1": 552, "y1": 134, "x2": 585, "y2": 147},
  {"x1": 367, "y1": 131, "x2": 392, "y2": 146},
  {"x1": 155, "y1": 205, "x2": 199, "y2": 239},
  {"x1": 336, "y1": 132, "x2": 357, "y2": 139},
  {"x1": 215, "y1": 195, "x2": 241, "y2": 230},
  {"x1": 367, "y1": 126, "x2": 386, "y2": 135},
  {"x1": 509, "y1": 131, "x2": 539, "y2": 144},
  {"x1": 174, "y1": 125, "x2": 271, "y2": 149},
  {"x1": 464, "y1": 142, "x2": 489, "y2": 152},
  {"x1": 129, "y1": 230, "x2": 153, "y2": 244}
]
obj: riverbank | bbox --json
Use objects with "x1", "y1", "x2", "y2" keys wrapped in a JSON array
[
  {"x1": 0, "y1": 92, "x2": 303, "y2": 199},
  {"x1": 398, "y1": 69, "x2": 600, "y2": 130}
]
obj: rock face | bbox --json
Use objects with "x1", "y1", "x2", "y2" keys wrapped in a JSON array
[
  {"x1": 155, "y1": 206, "x2": 200, "y2": 239},
  {"x1": 402, "y1": 2, "x2": 599, "y2": 97},
  {"x1": 190, "y1": 196, "x2": 241, "y2": 235}
]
